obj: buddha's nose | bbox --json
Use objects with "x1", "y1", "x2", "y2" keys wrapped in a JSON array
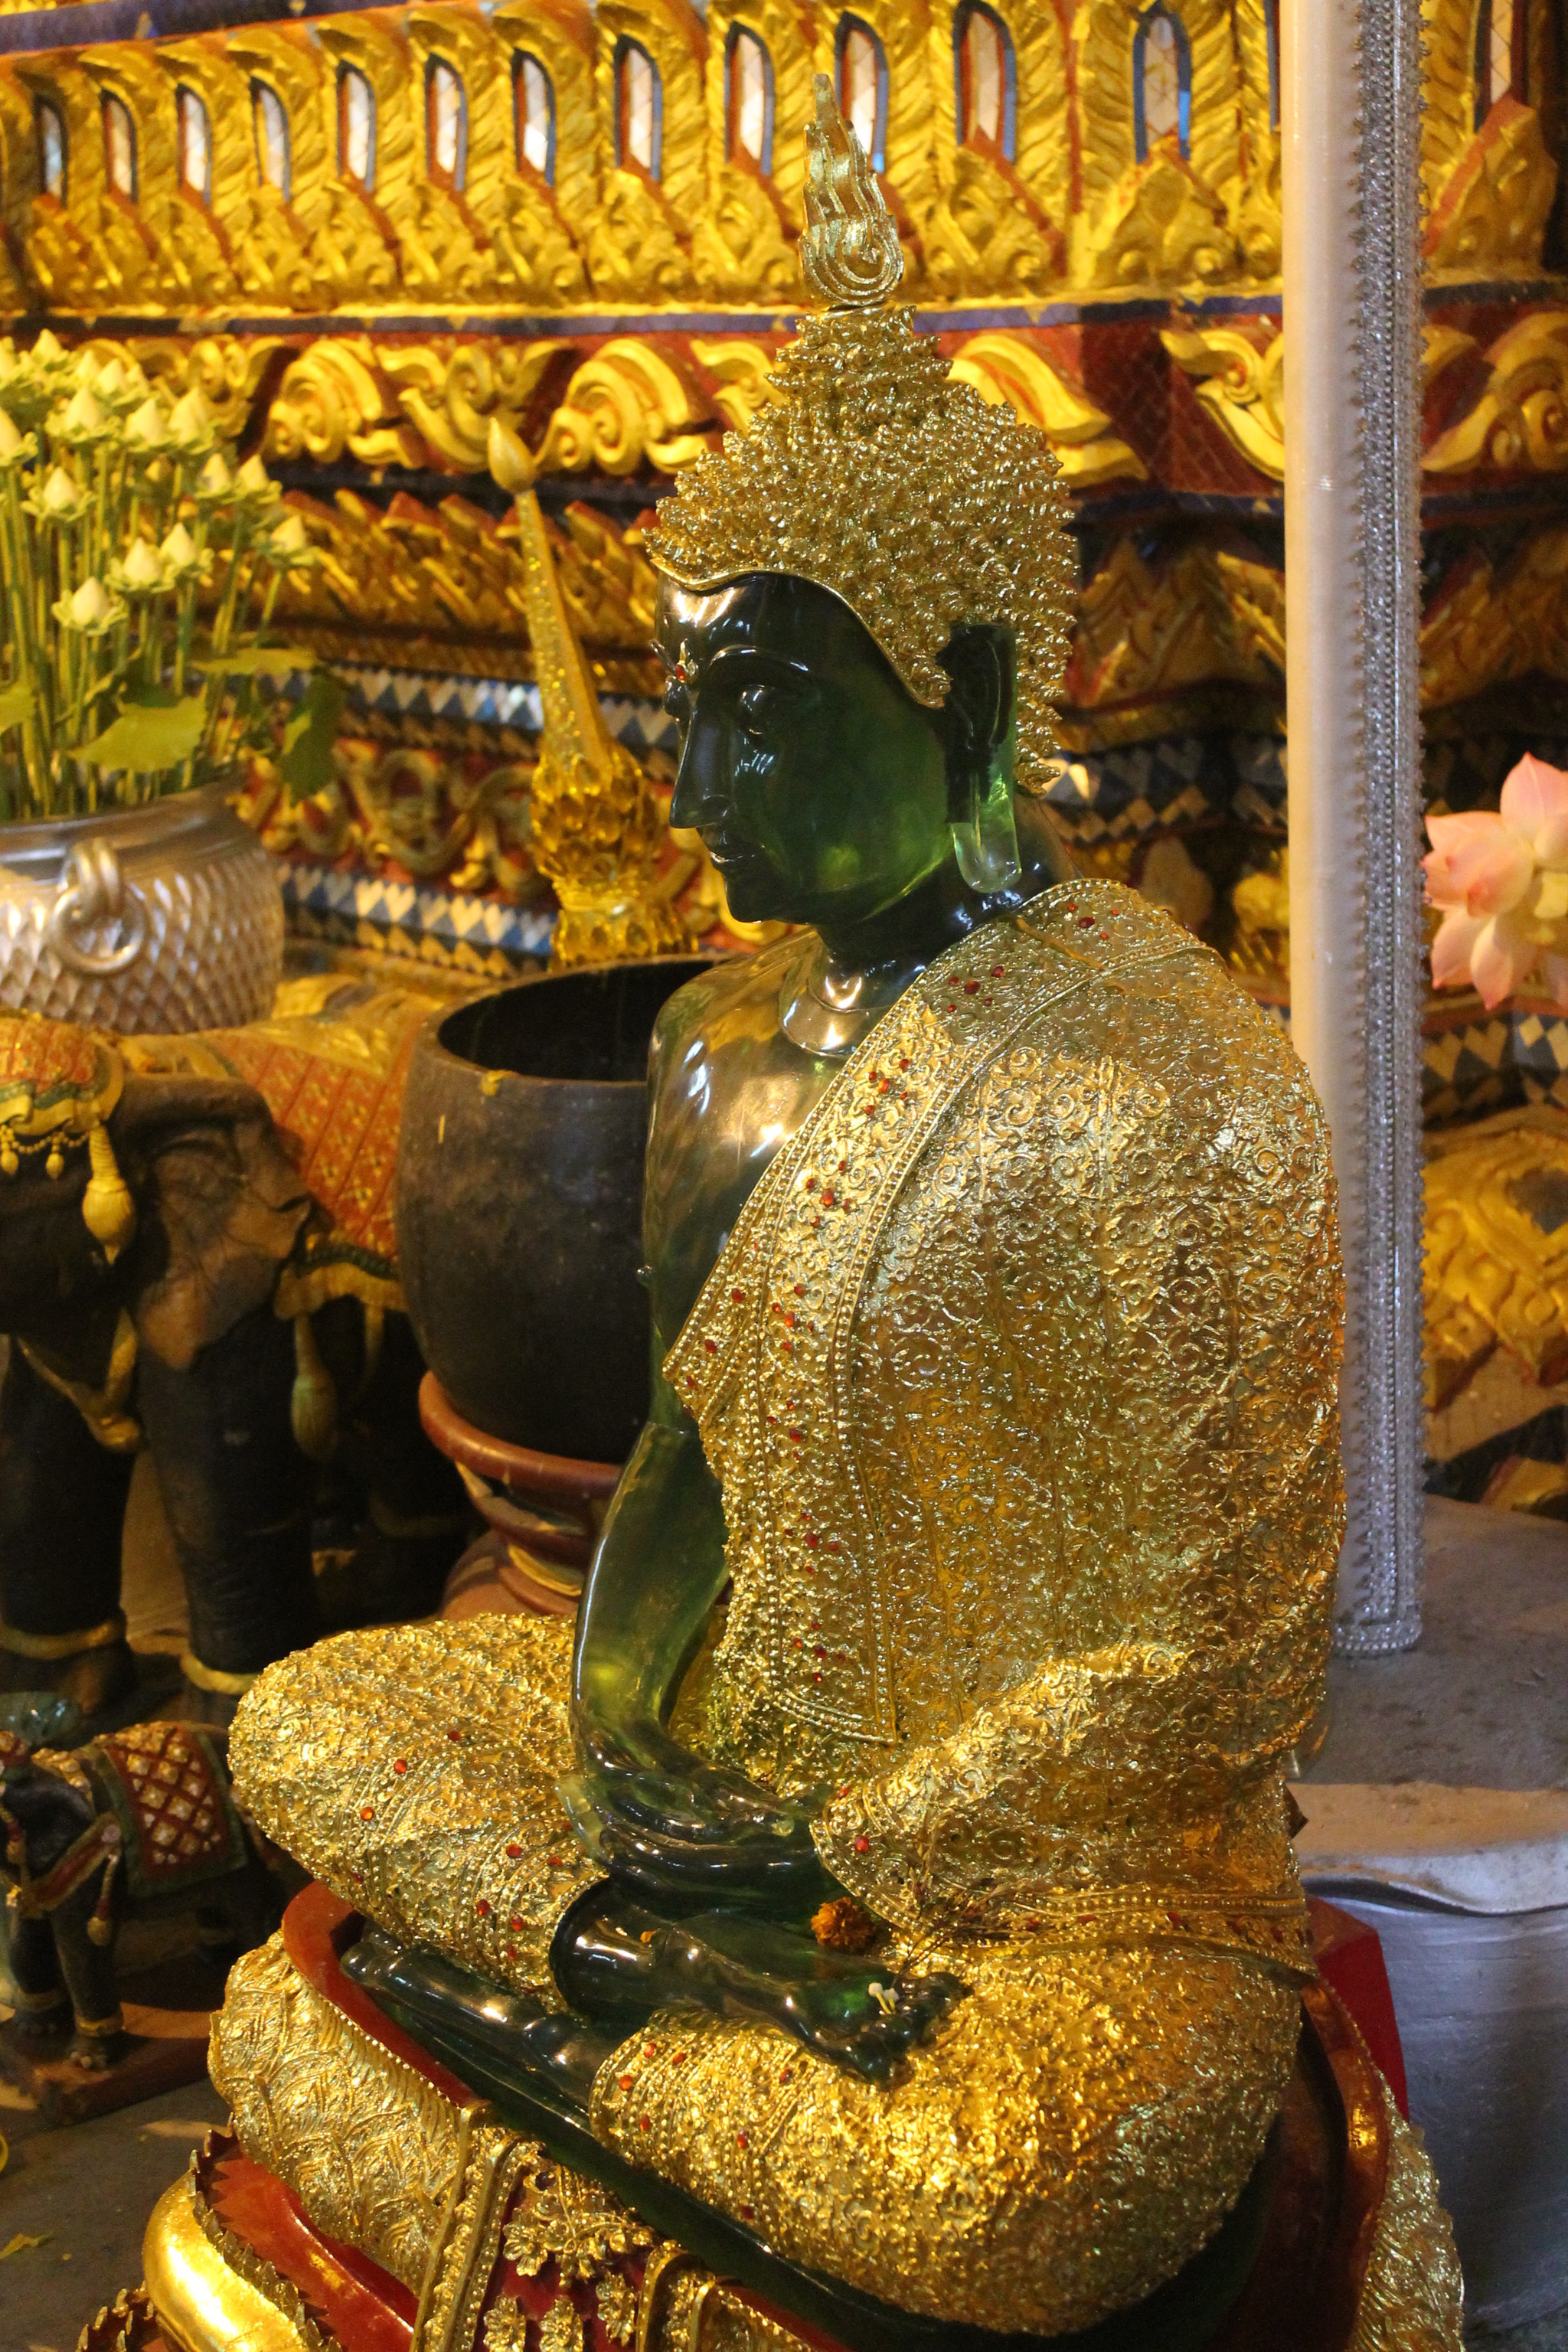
[{"x1": 669, "y1": 715, "x2": 730, "y2": 833}]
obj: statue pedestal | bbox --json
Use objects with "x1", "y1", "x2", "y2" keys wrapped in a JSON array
[{"x1": 1297, "y1": 1495, "x2": 1568, "y2": 2327}]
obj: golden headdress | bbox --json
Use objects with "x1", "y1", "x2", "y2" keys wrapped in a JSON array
[{"x1": 645, "y1": 80, "x2": 1076, "y2": 790}]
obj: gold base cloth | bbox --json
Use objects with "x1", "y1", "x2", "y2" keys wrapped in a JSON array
[{"x1": 203, "y1": 1933, "x2": 1462, "y2": 2352}]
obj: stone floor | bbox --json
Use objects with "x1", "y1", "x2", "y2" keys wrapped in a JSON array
[{"x1": 1, "y1": 1479, "x2": 1566, "y2": 2348}]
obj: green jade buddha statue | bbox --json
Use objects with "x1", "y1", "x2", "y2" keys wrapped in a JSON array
[{"x1": 221, "y1": 87, "x2": 1459, "y2": 2349}]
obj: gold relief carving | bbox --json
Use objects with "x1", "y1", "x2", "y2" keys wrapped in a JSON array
[
  {"x1": 946, "y1": 331, "x2": 1145, "y2": 485},
  {"x1": 1230, "y1": 0, "x2": 1280, "y2": 277},
  {"x1": 534, "y1": 338, "x2": 715, "y2": 472},
  {"x1": 1161, "y1": 322, "x2": 1285, "y2": 480},
  {"x1": 493, "y1": 0, "x2": 602, "y2": 246},
  {"x1": 1418, "y1": 528, "x2": 1568, "y2": 710},
  {"x1": 705, "y1": 0, "x2": 816, "y2": 222},
  {"x1": 1228, "y1": 846, "x2": 1290, "y2": 988},
  {"x1": 1068, "y1": 536, "x2": 1282, "y2": 707},
  {"x1": 379, "y1": 338, "x2": 571, "y2": 471},
  {"x1": 688, "y1": 336, "x2": 786, "y2": 430},
  {"x1": 1087, "y1": 150, "x2": 1236, "y2": 289},
  {"x1": 923, "y1": 145, "x2": 1063, "y2": 298},
  {"x1": 588, "y1": 168, "x2": 696, "y2": 302},
  {"x1": 1424, "y1": 1112, "x2": 1568, "y2": 1412},
  {"x1": 926, "y1": 0, "x2": 1066, "y2": 297},
  {"x1": 257, "y1": 484, "x2": 659, "y2": 672},
  {"x1": 1074, "y1": 0, "x2": 1242, "y2": 287},
  {"x1": 1215, "y1": 547, "x2": 1286, "y2": 675},
  {"x1": 1424, "y1": 96, "x2": 1559, "y2": 277},
  {"x1": 264, "y1": 338, "x2": 423, "y2": 471},
  {"x1": 1425, "y1": 309, "x2": 1568, "y2": 475},
  {"x1": 589, "y1": 0, "x2": 706, "y2": 299},
  {"x1": 0, "y1": 70, "x2": 36, "y2": 297},
  {"x1": 313, "y1": 11, "x2": 420, "y2": 292},
  {"x1": 402, "y1": 5, "x2": 590, "y2": 305},
  {"x1": 12, "y1": 55, "x2": 159, "y2": 312},
  {"x1": 693, "y1": 163, "x2": 799, "y2": 300},
  {"x1": 696, "y1": 0, "x2": 812, "y2": 298}
]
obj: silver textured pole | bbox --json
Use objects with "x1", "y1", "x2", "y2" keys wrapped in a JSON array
[{"x1": 1281, "y1": 0, "x2": 1425, "y2": 1650}]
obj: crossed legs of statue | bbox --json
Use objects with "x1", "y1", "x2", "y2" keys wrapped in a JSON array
[{"x1": 230, "y1": 1612, "x2": 1306, "y2": 2337}]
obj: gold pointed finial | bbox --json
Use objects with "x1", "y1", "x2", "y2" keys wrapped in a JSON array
[
  {"x1": 801, "y1": 73, "x2": 903, "y2": 310},
  {"x1": 487, "y1": 417, "x2": 688, "y2": 969}
]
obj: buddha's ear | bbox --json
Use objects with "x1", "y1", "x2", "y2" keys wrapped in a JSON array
[{"x1": 939, "y1": 626, "x2": 1014, "y2": 782}]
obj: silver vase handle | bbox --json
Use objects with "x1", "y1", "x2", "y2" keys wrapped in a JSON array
[{"x1": 47, "y1": 838, "x2": 148, "y2": 978}]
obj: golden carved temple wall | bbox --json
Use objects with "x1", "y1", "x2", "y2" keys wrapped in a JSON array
[{"x1": 0, "y1": 0, "x2": 1558, "y2": 314}]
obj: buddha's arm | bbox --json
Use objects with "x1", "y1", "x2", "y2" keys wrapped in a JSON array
[
  {"x1": 812, "y1": 1616, "x2": 1328, "y2": 1929},
  {"x1": 570, "y1": 1375, "x2": 828, "y2": 1903}
]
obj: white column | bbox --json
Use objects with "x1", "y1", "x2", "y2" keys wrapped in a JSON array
[{"x1": 1281, "y1": 0, "x2": 1426, "y2": 1649}]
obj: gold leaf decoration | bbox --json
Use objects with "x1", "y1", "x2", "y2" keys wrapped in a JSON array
[{"x1": 1161, "y1": 323, "x2": 1285, "y2": 480}]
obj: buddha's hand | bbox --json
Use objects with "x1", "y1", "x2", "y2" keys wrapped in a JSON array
[
  {"x1": 570, "y1": 1717, "x2": 828, "y2": 1901},
  {"x1": 770, "y1": 1954, "x2": 968, "y2": 2082}
]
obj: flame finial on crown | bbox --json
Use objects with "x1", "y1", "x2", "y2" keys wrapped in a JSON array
[{"x1": 801, "y1": 74, "x2": 903, "y2": 309}]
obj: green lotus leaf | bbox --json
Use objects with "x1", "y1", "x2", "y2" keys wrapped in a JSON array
[
  {"x1": 279, "y1": 668, "x2": 345, "y2": 802},
  {"x1": 198, "y1": 644, "x2": 315, "y2": 678},
  {"x1": 80, "y1": 689, "x2": 209, "y2": 774}
]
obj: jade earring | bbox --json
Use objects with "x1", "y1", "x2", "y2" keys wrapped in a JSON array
[{"x1": 952, "y1": 765, "x2": 1021, "y2": 892}]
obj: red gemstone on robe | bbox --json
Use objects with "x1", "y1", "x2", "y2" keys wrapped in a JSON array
[
  {"x1": 394, "y1": 1759, "x2": 408, "y2": 1775},
  {"x1": 507, "y1": 1841, "x2": 522, "y2": 1858},
  {"x1": 854, "y1": 1835, "x2": 871, "y2": 1854}
]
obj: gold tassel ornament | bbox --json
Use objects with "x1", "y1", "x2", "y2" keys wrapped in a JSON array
[
  {"x1": 290, "y1": 1313, "x2": 338, "y2": 1462},
  {"x1": 82, "y1": 1121, "x2": 136, "y2": 1263}
]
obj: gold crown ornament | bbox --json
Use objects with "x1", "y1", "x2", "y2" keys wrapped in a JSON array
[{"x1": 645, "y1": 78, "x2": 1076, "y2": 791}]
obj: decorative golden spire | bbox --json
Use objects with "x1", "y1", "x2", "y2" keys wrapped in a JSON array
[
  {"x1": 488, "y1": 419, "x2": 687, "y2": 969},
  {"x1": 800, "y1": 74, "x2": 904, "y2": 311}
]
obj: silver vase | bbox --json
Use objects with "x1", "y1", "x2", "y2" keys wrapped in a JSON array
[{"x1": 0, "y1": 782, "x2": 283, "y2": 1034}]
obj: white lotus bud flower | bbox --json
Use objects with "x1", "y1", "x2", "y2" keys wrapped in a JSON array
[
  {"x1": 123, "y1": 395, "x2": 168, "y2": 453},
  {"x1": 119, "y1": 536, "x2": 165, "y2": 591},
  {"x1": 159, "y1": 520, "x2": 199, "y2": 573},
  {"x1": 267, "y1": 511, "x2": 309, "y2": 560},
  {"x1": 41, "y1": 465, "x2": 85, "y2": 518},
  {"x1": 59, "y1": 384, "x2": 108, "y2": 439},
  {"x1": 197, "y1": 451, "x2": 231, "y2": 498},
  {"x1": 168, "y1": 387, "x2": 214, "y2": 450},
  {"x1": 70, "y1": 577, "x2": 113, "y2": 628},
  {"x1": 32, "y1": 332, "x2": 65, "y2": 367},
  {"x1": 235, "y1": 454, "x2": 273, "y2": 498},
  {"x1": 92, "y1": 358, "x2": 127, "y2": 405},
  {"x1": 0, "y1": 410, "x2": 22, "y2": 461}
]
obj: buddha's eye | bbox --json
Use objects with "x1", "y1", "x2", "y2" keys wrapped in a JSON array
[{"x1": 737, "y1": 683, "x2": 787, "y2": 734}]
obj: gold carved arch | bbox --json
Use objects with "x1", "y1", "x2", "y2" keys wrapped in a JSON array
[
  {"x1": 492, "y1": 0, "x2": 602, "y2": 243},
  {"x1": 695, "y1": 0, "x2": 811, "y2": 299},
  {"x1": 1421, "y1": 0, "x2": 1558, "y2": 273},
  {"x1": 925, "y1": 0, "x2": 1068, "y2": 294},
  {"x1": 591, "y1": 0, "x2": 707, "y2": 302},
  {"x1": 1073, "y1": 0, "x2": 1243, "y2": 287},
  {"x1": 812, "y1": 0, "x2": 936, "y2": 279},
  {"x1": 0, "y1": 70, "x2": 34, "y2": 306},
  {"x1": 224, "y1": 24, "x2": 332, "y2": 231},
  {"x1": 10, "y1": 49, "x2": 162, "y2": 311}
]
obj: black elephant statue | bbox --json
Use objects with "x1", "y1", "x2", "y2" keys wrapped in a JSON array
[
  {"x1": 0, "y1": 978, "x2": 468, "y2": 1724},
  {"x1": 0, "y1": 1717, "x2": 279, "y2": 2068}
]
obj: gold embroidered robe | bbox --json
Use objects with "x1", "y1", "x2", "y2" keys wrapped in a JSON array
[{"x1": 230, "y1": 880, "x2": 1345, "y2": 2335}]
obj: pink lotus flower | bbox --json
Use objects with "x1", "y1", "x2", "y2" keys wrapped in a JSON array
[{"x1": 1424, "y1": 754, "x2": 1568, "y2": 1010}]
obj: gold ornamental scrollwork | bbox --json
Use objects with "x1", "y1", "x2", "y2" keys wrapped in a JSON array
[
  {"x1": 1161, "y1": 323, "x2": 1285, "y2": 481},
  {"x1": 1425, "y1": 309, "x2": 1568, "y2": 476},
  {"x1": 947, "y1": 332, "x2": 1145, "y2": 487}
]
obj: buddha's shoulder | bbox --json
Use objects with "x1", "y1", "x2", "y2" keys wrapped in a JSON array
[{"x1": 649, "y1": 933, "x2": 808, "y2": 1074}]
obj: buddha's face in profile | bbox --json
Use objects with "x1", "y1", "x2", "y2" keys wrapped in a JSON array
[{"x1": 656, "y1": 573, "x2": 978, "y2": 929}]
